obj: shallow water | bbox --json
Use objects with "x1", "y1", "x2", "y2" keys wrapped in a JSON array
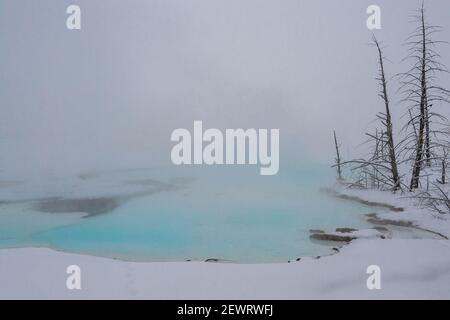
[{"x1": 0, "y1": 165, "x2": 381, "y2": 263}]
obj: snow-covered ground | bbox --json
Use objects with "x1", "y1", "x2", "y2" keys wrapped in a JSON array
[
  {"x1": 1, "y1": 183, "x2": 449, "y2": 299},
  {"x1": 334, "y1": 185, "x2": 450, "y2": 240},
  {"x1": 1, "y1": 239, "x2": 450, "y2": 299}
]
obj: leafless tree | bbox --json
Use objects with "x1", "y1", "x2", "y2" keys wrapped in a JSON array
[
  {"x1": 372, "y1": 35, "x2": 401, "y2": 191},
  {"x1": 333, "y1": 130, "x2": 343, "y2": 180},
  {"x1": 341, "y1": 138, "x2": 403, "y2": 191},
  {"x1": 398, "y1": 3, "x2": 450, "y2": 191},
  {"x1": 437, "y1": 146, "x2": 448, "y2": 184},
  {"x1": 415, "y1": 183, "x2": 450, "y2": 214},
  {"x1": 337, "y1": 37, "x2": 403, "y2": 191}
]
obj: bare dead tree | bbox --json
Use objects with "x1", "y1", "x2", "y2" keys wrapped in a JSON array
[
  {"x1": 372, "y1": 35, "x2": 401, "y2": 191},
  {"x1": 415, "y1": 183, "x2": 450, "y2": 214},
  {"x1": 398, "y1": 3, "x2": 450, "y2": 191},
  {"x1": 333, "y1": 130, "x2": 342, "y2": 180},
  {"x1": 437, "y1": 146, "x2": 448, "y2": 184},
  {"x1": 331, "y1": 4, "x2": 449, "y2": 199},
  {"x1": 340, "y1": 143, "x2": 402, "y2": 191},
  {"x1": 338, "y1": 37, "x2": 403, "y2": 191}
]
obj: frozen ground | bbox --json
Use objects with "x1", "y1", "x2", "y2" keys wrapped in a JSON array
[{"x1": 1, "y1": 238, "x2": 450, "y2": 299}]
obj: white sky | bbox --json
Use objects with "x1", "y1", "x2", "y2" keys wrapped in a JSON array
[{"x1": 1, "y1": 0, "x2": 450, "y2": 178}]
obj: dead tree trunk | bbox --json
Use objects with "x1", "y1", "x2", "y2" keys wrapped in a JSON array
[
  {"x1": 398, "y1": 4, "x2": 449, "y2": 191},
  {"x1": 438, "y1": 147, "x2": 448, "y2": 184},
  {"x1": 410, "y1": 101, "x2": 426, "y2": 190},
  {"x1": 373, "y1": 36, "x2": 401, "y2": 191},
  {"x1": 425, "y1": 101, "x2": 431, "y2": 166},
  {"x1": 410, "y1": 6, "x2": 428, "y2": 191},
  {"x1": 334, "y1": 130, "x2": 342, "y2": 180}
]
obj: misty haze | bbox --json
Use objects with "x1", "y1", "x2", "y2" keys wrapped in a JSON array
[{"x1": 1, "y1": 0, "x2": 450, "y2": 300}]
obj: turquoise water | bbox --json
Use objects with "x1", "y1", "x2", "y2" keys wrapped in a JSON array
[{"x1": 0, "y1": 165, "x2": 377, "y2": 263}]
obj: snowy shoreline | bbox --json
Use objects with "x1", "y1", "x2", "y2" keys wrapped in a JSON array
[
  {"x1": 329, "y1": 184, "x2": 450, "y2": 240},
  {"x1": 1, "y1": 185, "x2": 450, "y2": 299}
]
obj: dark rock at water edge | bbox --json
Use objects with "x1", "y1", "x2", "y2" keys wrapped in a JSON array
[
  {"x1": 335, "y1": 227, "x2": 358, "y2": 233},
  {"x1": 310, "y1": 233, "x2": 355, "y2": 243}
]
